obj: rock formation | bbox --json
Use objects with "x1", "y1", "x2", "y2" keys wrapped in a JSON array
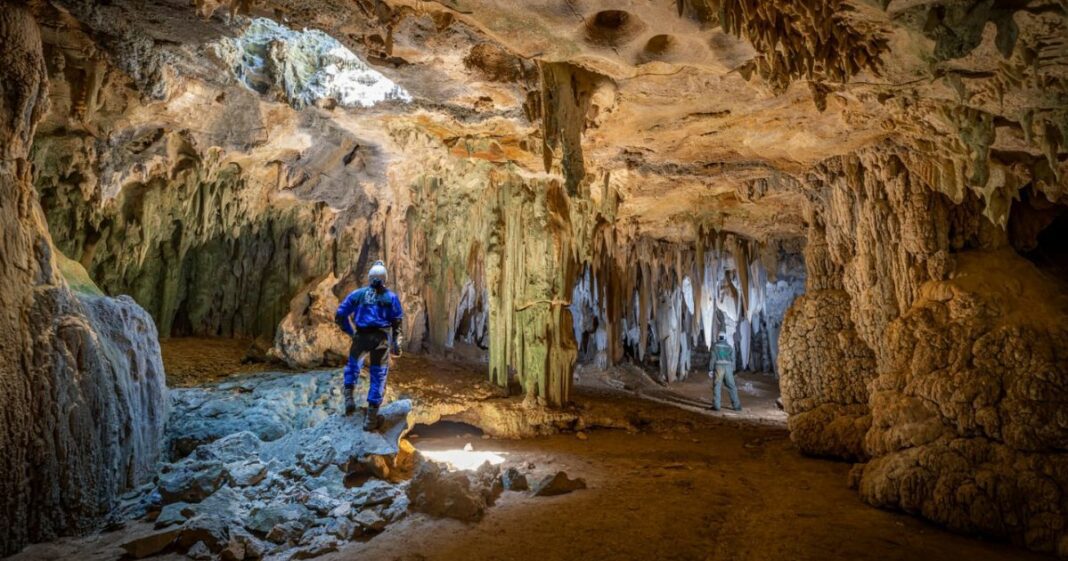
[
  {"x1": 116, "y1": 373, "x2": 415, "y2": 560},
  {"x1": 1, "y1": 0, "x2": 1066, "y2": 557},
  {"x1": 0, "y1": 3, "x2": 167, "y2": 555}
]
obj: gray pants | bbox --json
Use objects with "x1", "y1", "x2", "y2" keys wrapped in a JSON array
[{"x1": 713, "y1": 365, "x2": 741, "y2": 410}]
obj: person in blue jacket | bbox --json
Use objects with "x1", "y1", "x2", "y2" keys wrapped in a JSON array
[{"x1": 335, "y1": 260, "x2": 403, "y2": 430}]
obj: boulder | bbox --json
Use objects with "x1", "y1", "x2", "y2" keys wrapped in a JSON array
[
  {"x1": 501, "y1": 467, "x2": 529, "y2": 491},
  {"x1": 223, "y1": 528, "x2": 266, "y2": 561},
  {"x1": 328, "y1": 501, "x2": 352, "y2": 518},
  {"x1": 260, "y1": 399, "x2": 413, "y2": 477},
  {"x1": 317, "y1": 516, "x2": 354, "y2": 540},
  {"x1": 291, "y1": 535, "x2": 339, "y2": 559},
  {"x1": 178, "y1": 515, "x2": 232, "y2": 552},
  {"x1": 121, "y1": 528, "x2": 181, "y2": 559},
  {"x1": 354, "y1": 508, "x2": 387, "y2": 533},
  {"x1": 248, "y1": 503, "x2": 313, "y2": 536},
  {"x1": 350, "y1": 479, "x2": 403, "y2": 507},
  {"x1": 167, "y1": 373, "x2": 337, "y2": 458},
  {"x1": 305, "y1": 492, "x2": 338, "y2": 516},
  {"x1": 406, "y1": 455, "x2": 501, "y2": 522},
  {"x1": 196, "y1": 431, "x2": 264, "y2": 464},
  {"x1": 297, "y1": 438, "x2": 337, "y2": 476},
  {"x1": 158, "y1": 461, "x2": 226, "y2": 504},
  {"x1": 226, "y1": 460, "x2": 268, "y2": 487},
  {"x1": 267, "y1": 521, "x2": 307, "y2": 545},
  {"x1": 155, "y1": 502, "x2": 194, "y2": 528},
  {"x1": 532, "y1": 472, "x2": 587, "y2": 497},
  {"x1": 268, "y1": 274, "x2": 351, "y2": 369}
]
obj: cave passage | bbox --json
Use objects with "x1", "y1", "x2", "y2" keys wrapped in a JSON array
[{"x1": 2, "y1": 2, "x2": 1067, "y2": 561}]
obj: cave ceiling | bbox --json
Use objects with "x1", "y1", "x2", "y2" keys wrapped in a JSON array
[{"x1": 33, "y1": 0, "x2": 1068, "y2": 243}]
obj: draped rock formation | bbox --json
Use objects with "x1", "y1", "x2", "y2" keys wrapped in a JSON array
[{"x1": 0, "y1": 4, "x2": 167, "y2": 555}]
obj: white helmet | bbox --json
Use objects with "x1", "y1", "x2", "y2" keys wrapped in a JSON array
[{"x1": 369, "y1": 260, "x2": 388, "y2": 287}]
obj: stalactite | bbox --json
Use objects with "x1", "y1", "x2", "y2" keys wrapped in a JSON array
[
  {"x1": 568, "y1": 227, "x2": 803, "y2": 381},
  {"x1": 690, "y1": 0, "x2": 889, "y2": 93}
]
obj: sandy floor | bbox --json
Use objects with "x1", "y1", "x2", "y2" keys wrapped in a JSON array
[
  {"x1": 30, "y1": 345, "x2": 1025, "y2": 561},
  {"x1": 160, "y1": 337, "x2": 278, "y2": 387},
  {"x1": 356, "y1": 424, "x2": 1042, "y2": 561}
]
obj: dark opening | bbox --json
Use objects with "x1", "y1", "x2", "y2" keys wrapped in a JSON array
[
  {"x1": 584, "y1": 10, "x2": 644, "y2": 46},
  {"x1": 1023, "y1": 211, "x2": 1068, "y2": 284},
  {"x1": 1011, "y1": 188, "x2": 1068, "y2": 284},
  {"x1": 408, "y1": 420, "x2": 484, "y2": 440},
  {"x1": 593, "y1": 10, "x2": 629, "y2": 29},
  {"x1": 645, "y1": 34, "x2": 675, "y2": 55}
]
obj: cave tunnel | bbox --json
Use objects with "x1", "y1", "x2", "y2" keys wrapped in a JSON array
[{"x1": 2, "y1": 1, "x2": 1067, "y2": 561}]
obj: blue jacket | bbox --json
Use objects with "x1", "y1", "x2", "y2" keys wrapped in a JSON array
[{"x1": 335, "y1": 286, "x2": 404, "y2": 335}]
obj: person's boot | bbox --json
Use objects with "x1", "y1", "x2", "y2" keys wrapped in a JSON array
[
  {"x1": 363, "y1": 403, "x2": 381, "y2": 431},
  {"x1": 343, "y1": 385, "x2": 356, "y2": 416}
]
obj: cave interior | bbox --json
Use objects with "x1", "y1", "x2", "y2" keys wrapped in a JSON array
[{"x1": 1, "y1": 0, "x2": 1067, "y2": 560}]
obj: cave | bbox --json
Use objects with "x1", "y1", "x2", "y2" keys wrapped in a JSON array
[{"x1": 1, "y1": 1, "x2": 1066, "y2": 561}]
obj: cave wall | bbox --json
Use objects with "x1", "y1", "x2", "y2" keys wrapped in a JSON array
[
  {"x1": 34, "y1": 141, "x2": 338, "y2": 340},
  {"x1": 778, "y1": 143, "x2": 1068, "y2": 553},
  {"x1": 0, "y1": 5, "x2": 167, "y2": 555}
]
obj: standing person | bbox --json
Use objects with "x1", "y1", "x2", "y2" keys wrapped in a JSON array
[
  {"x1": 710, "y1": 335, "x2": 742, "y2": 412},
  {"x1": 335, "y1": 260, "x2": 404, "y2": 430}
]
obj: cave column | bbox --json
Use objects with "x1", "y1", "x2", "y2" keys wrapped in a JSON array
[
  {"x1": 777, "y1": 210, "x2": 876, "y2": 460},
  {"x1": 486, "y1": 174, "x2": 578, "y2": 407}
]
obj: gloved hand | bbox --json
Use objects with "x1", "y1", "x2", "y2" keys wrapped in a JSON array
[{"x1": 390, "y1": 343, "x2": 402, "y2": 357}]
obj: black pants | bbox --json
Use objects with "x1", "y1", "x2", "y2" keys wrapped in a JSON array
[
  {"x1": 351, "y1": 329, "x2": 390, "y2": 366},
  {"x1": 344, "y1": 329, "x2": 391, "y2": 405}
]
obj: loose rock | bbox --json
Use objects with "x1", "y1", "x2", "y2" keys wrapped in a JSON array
[{"x1": 532, "y1": 472, "x2": 587, "y2": 497}]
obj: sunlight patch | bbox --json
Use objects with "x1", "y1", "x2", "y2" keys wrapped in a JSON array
[
  {"x1": 216, "y1": 18, "x2": 411, "y2": 108},
  {"x1": 420, "y1": 448, "x2": 507, "y2": 472}
]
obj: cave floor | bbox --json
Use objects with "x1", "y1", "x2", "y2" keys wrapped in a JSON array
[
  {"x1": 12, "y1": 357, "x2": 1045, "y2": 561},
  {"x1": 355, "y1": 427, "x2": 1041, "y2": 561},
  {"x1": 160, "y1": 337, "x2": 275, "y2": 387}
]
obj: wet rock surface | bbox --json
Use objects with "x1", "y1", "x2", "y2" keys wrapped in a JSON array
[{"x1": 531, "y1": 472, "x2": 588, "y2": 497}]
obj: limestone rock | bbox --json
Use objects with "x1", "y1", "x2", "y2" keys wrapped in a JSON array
[
  {"x1": 6, "y1": 0, "x2": 1068, "y2": 558},
  {"x1": 407, "y1": 455, "x2": 502, "y2": 522},
  {"x1": 186, "y1": 541, "x2": 213, "y2": 560},
  {"x1": 778, "y1": 227, "x2": 876, "y2": 460},
  {"x1": 248, "y1": 504, "x2": 313, "y2": 536},
  {"x1": 269, "y1": 274, "x2": 351, "y2": 369},
  {"x1": 532, "y1": 472, "x2": 588, "y2": 497},
  {"x1": 121, "y1": 528, "x2": 181, "y2": 559},
  {"x1": 156, "y1": 502, "x2": 195, "y2": 529},
  {"x1": 353, "y1": 509, "x2": 387, "y2": 533},
  {"x1": 858, "y1": 251, "x2": 1068, "y2": 554},
  {"x1": 158, "y1": 462, "x2": 226, "y2": 504},
  {"x1": 226, "y1": 460, "x2": 268, "y2": 488},
  {"x1": 501, "y1": 467, "x2": 529, "y2": 492}
]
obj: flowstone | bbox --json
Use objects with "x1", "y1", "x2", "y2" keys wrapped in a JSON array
[{"x1": 0, "y1": 7, "x2": 168, "y2": 554}]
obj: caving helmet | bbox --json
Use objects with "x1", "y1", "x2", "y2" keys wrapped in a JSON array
[{"x1": 369, "y1": 260, "x2": 388, "y2": 289}]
